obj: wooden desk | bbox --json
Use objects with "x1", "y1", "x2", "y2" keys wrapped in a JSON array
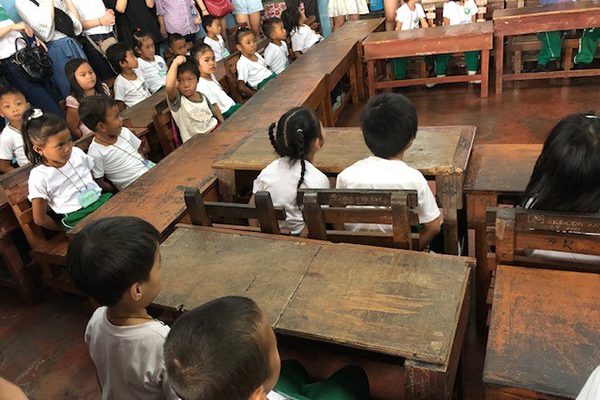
[
  {"x1": 154, "y1": 225, "x2": 474, "y2": 400},
  {"x1": 363, "y1": 22, "x2": 494, "y2": 98},
  {"x1": 484, "y1": 265, "x2": 600, "y2": 398},
  {"x1": 213, "y1": 126, "x2": 476, "y2": 255},
  {"x1": 493, "y1": 1, "x2": 600, "y2": 93},
  {"x1": 463, "y1": 144, "x2": 541, "y2": 333},
  {"x1": 119, "y1": 88, "x2": 165, "y2": 129}
]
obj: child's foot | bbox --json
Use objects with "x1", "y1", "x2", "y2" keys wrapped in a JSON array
[
  {"x1": 426, "y1": 75, "x2": 445, "y2": 88},
  {"x1": 468, "y1": 70, "x2": 481, "y2": 84}
]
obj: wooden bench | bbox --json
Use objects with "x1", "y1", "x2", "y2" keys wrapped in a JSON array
[
  {"x1": 152, "y1": 99, "x2": 178, "y2": 156},
  {"x1": 363, "y1": 22, "x2": 493, "y2": 98}
]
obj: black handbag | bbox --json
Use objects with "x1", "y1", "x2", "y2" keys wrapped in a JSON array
[{"x1": 13, "y1": 36, "x2": 54, "y2": 83}]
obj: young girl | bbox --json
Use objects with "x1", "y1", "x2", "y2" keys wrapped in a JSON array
[
  {"x1": 281, "y1": 7, "x2": 323, "y2": 57},
  {"x1": 23, "y1": 109, "x2": 112, "y2": 231},
  {"x1": 235, "y1": 28, "x2": 276, "y2": 97},
  {"x1": 65, "y1": 58, "x2": 111, "y2": 139},
  {"x1": 133, "y1": 30, "x2": 168, "y2": 94},
  {"x1": 252, "y1": 107, "x2": 330, "y2": 235},
  {"x1": 326, "y1": 0, "x2": 368, "y2": 31},
  {"x1": 392, "y1": 0, "x2": 430, "y2": 80}
]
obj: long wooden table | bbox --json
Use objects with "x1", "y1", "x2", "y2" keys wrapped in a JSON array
[
  {"x1": 484, "y1": 265, "x2": 600, "y2": 398},
  {"x1": 154, "y1": 225, "x2": 474, "y2": 400},
  {"x1": 212, "y1": 126, "x2": 476, "y2": 255},
  {"x1": 493, "y1": 0, "x2": 600, "y2": 93}
]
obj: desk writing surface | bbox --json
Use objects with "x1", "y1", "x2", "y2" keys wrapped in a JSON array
[
  {"x1": 484, "y1": 265, "x2": 600, "y2": 398},
  {"x1": 277, "y1": 243, "x2": 472, "y2": 364},
  {"x1": 288, "y1": 39, "x2": 357, "y2": 75},
  {"x1": 327, "y1": 18, "x2": 385, "y2": 42},
  {"x1": 494, "y1": 0, "x2": 600, "y2": 20},
  {"x1": 119, "y1": 89, "x2": 165, "y2": 128}
]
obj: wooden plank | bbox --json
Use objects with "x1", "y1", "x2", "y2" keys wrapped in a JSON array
[
  {"x1": 327, "y1": 18, "x2": 386, "y2": 42},
  {"x1": 119, "y1": 88, "x2": 165, "y2": 129}
]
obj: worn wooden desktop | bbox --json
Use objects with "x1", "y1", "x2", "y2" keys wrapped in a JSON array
[
  {"x1": 363, "y1": 22, "x2": 494, "y2": 98},
  {"x1": 463, "y1": 144, "x2": 541, "y2": 333},
  {"x1": 154, "y1": 225, "x2": 474, "y2": 400},
  {"x1": 484, "y1": 265, "x2": 600, "y2": 399},
  {"x1": 212, "y1": 126, "x2": 476, "y2": 255},
  {"x1": 493, "y1": 0, "x2": 600, "y2": 93}
]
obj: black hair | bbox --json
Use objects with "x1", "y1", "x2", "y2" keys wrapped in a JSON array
[
  {"x1": 234, "y1": 26, "x2": 254, "y2": 45},
  {"x1": 0, "y1": 86, "x2": 24, "y2": 100},
  {"x1": 191, "y1": 42, "x2": 214, "y2": 65},
  {"x1": 177, "y1": 58, "x2": 201, "y2": 79},
  {"x1": 201, "y1": 15, "x2": 219, "y2": 33},
  {"x1": 164, "y1": 296, "x2": 271, "y2": 400},
  {"x1": 67, "y1": 216, "x2": 160, "y2": 306},
  {"x1": 521, "y1": 112, "x2": 600, "y2": 213},
  {"x1": 106, "y1": 42, "x2": 133, "y2": 73},
  {"x1": 133, "y1": 30, "x2": 155, "y2": 56},
  {"x1": 21, "y1": 109, "x2": 69, "y2": 165},
  {"x1": 360, "y1": 93, "x2": 417, "y2": 159},
  {"x1": 64, "y1": 58, "x2": 105, "y2": 102},
  {"x1": 263, "y1": 17, "x2": 283, "y2": 39},
  {"x1": 168, "y1": 33, "x2": 186, "y2": 48},
  {"x1": 79, "y1": 95, "x2": 118, "y2": 132},
  {"x1": 281, "y1": 7, "x2": 301, "y2": 35}
]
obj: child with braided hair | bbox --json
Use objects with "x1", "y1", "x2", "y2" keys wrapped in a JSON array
[{"x1": 251, "y1": 107, "x2": 329, "y2": 235}]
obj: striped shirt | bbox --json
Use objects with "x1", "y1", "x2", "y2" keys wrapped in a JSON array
[
  {"x1": 16, "y1": 0, "x2": 83, "y2": 42},
  {"x1": 155, "y1": 0, "x2": 199, "y2": 36}
]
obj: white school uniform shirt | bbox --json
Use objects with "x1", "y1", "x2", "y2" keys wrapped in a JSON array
[
  {"x1": 443, "y1": 0, "x2": 478, "y2": 25},
  {"x1": 578, "y1": 366, "x2": 600, "y2": 400},
  {"x1": 290, "y1": 25, "x2": 323, "y2": 53},
  {"x1": 196, "y1": 74, "x2": 236, "y2": 114},
  {"x1": 236, "y1": 53, "x2": 273, "y2": 89},
  {"x1": 204, "y1": 35, "x2": 230, "y2": 62},
  {"x1": 167, "y1": 91, "x2": 218, "y2": 143},
  {"x1": 28, "y1": 147, "x2": 101, "y2": 215},
  {"x1": 87, "y1": 127, "x2": 150, "y2": 190},
  {"x1": 136, "y1": 56, "x2": 168, "y2": 94},
  {"x1": 396, "y1": 3, "x2": 426, "y2": 30},
  {"x1": 253, "y1": 157, "x2": 330, "y2": 234},
  {"x1": 0, "y1": 125, "x2": 28, "y2": 166},
  {"x1": 71, "y1": 0, "x2": 113, "y2": 35},
  {"x1": 263, "y1": 41, "x2": 290, "y2": 74},
  {"x1": 84, "y1": 307, "x2": 179, "y2": 400},
  {"x1": 114, "y1": 72, "x2": 152, "y2": 108}
]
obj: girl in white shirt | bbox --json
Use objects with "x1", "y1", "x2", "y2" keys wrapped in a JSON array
[
  {"x1": 133, "y1": 30, "x2": 168, "y2": 94},
  {"x1": 281, "y1": 7, "x2": 323, "y2": 57},
  {"x1": 235, "y1": 28, "x2": 276, "y2": 97},
  {"x1": 392, "y1": 0, "x2": 429, "y2": 80},
  {"x1": 252, "y1": 107, "x2": 330, "y2": 235}
]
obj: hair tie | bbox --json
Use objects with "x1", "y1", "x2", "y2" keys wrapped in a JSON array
[
  {"x1": 296, "y1": 128, "x2": 303, "y2": 135},
  {"x1": 28, "y1": 109, "x2": 43, "y2": 121},
  {"x1": 585, "y1": 115, "x2": 599, "y2": 119}
]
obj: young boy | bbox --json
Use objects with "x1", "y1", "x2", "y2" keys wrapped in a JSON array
[
  {"x1": 166, "y1": 55, "x2": 220, "y2": 143},
  {"x1": 235, "y1": 28, "x2": 276, "y2": 98},
  {"x1": 262, "y1": 17, "x2": 290, "y2": 75},
  {"x1": 336, "y1": 93, "x2": 441, "y2": 250},
  {"x1": 0, "y1": 87, "x2": 29, "y2": 173},
  {"x1": 106, "y1": 42, "x2": 151, "y2": 108},
  {"x1": 163, "y1": 296, "x2": 369, "y2": 400},
  {"x1": 79, "y1": 95, "x2": 153, "y2": 192},
  {"x1": 202, "y1": 15, "x2": 230, "y2": 62},
  {"x1": 68, "y1": 216, "x2": 178, "y2": 400},
  {"x1": 164, "y1": 33, "x2": 190, "y2": 67}
]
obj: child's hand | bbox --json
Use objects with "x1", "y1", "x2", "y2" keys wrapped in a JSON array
[{"x1": 172, "y1": 55, "x2": 187, "y2": 67}]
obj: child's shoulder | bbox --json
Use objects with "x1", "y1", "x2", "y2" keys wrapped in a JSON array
[{"x1": 86, "y1": 306, "x2": 171, "y2": 341}]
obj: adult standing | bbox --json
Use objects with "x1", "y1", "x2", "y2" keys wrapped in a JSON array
[
  {"x1": 383, "y1": 0, "x2": 398, "y2": 31},
  {"x1": 328, "y1": 0, "x2": 368, "y2": 31},
  {"x1": 103, "y1": 0, "x2": 161, "y2": 47},
  {"x1": 232, "y1": 0, "x2": 263, "y2": 38}
]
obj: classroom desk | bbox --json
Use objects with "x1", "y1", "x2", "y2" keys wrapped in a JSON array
[
  {"x1": 119, "y1": 88, "x2": 166, "y2": 129},
  {"x1": 493, "y1": 1, "x2": 600, "y2": 93},
  {"x1": 463, "y1": 144, "x2": 541, "y2": 333},
  {"x1": 484, "y1": 265, "x2": 600, "y2": 399},
  {"x1": 154, "y1": 225, "x2": 474, "y2": 400},
  {"x1": 212, "y1": 126, "x2": 476, "y2": 255}
]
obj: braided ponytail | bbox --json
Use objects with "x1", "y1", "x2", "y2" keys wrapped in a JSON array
[
  {"x1": 268, "y1": 122, "x2": 279, "y2": 154},
  {"x1": 295, "y1": 129, "x2": 306, "y2": 190}
]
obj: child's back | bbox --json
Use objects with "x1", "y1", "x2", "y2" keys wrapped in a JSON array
[{"x1": 282, "y1": 7, "x2": 322, "y2": 54}]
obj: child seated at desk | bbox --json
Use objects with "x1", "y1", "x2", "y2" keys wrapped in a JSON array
[
  {"x1": 202, "y1": 15, "x2": 230, "y2": 62},
  {"x1": 263, "y1": 17, "x2": 290, "y2": 75},
  {"x1": 79, "y1": 95, "x2": 153, "y2": 192},
  {"x1": 134, "y1": 30, "x2": 168, "y2": 94},
  {"x1": 107, "y1": 43, "x2": 152, "y2": 109},
  {"x1": 281, "y1": 6, "x2": 323, "y2": 57},
  {"x1": 392, "y1": 0, "x2": 430, "y2": 80},
  {"x1": 235, "y1": 27, "x2": 277, "y2": 97},
  {"x1": 164, "y1": 33, "x2": 190, "y2": 67},
  {"x1": 164, "y1": 296, "x2": 370, "y2": 400},
  {"x1": 0, "y1": 87, "x2": 29, "y2": 173},
  {"x1": 68, "y1": 216, "x2": 178, "y2": 400},
  {"x1": 336, "y1": 93, "x2": 442, "y2": 250}
]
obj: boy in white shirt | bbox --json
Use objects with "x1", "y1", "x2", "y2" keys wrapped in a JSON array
[
  {"x1": 262, "y1": 17, "x2": 290, "y2": 75},
  {"x1": 68, "y1": 216, "x2": 178, "y2": 400},
  {"x1": 392, "y1": 0, "x2": 429, "y2": 79},
  {"x1": 235, "y1": 28, "x2": 276, "y2": 97},
  {"x1": 106, "y1": 42, "x2": 152, "y2": 108},
  {"x1": 79, "y1": 95, "x2": 152, "y2": 192},
  {"x1": 336, "y1": 93, "x2": 441, "y2": 250},
  {"x1": 202, "y1": 15, "x2": 230, "y2": 62},
  {"x1": 0, "y1": 87, "x2": 29, "y2": 173}
]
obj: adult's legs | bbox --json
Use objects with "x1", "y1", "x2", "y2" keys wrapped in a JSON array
[
  {"x1": 332, "y1": 15, "x2": 346, "y2": 31},
  {"x1": 47, "y1": 37, "x2": 88, "y2": 99},
  {"x1": 219, "y1": 16, "x2": 229, "y2": 47},
  {"x1": 248, "y1": 11, "x2": 262, "y2": 37},
  {"x1": 574, "y1": 28, "x2": 600, "y2": 65},
  {"x1": 234, "y1": 13, "x2": 251, "y2": 30},
  {"x1": 348, "y1": 14, "x2": 359, "y2": 21},
  {"x1": 383, "y1": 0, "x2": 398, "y2": 31},
  {"x1": 537, "y1": 31, "x2": 562, "y2": 66}
]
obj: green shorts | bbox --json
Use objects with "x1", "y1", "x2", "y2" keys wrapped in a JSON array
[
  {"x1": 257, "y1": 73, "x2": 277, "y2": 90},
  {"x1": 222, "y1": 103, "x2": 242, "y2": 119},
  {"x1": 61, "y1": 193, "x2": 112, "y2": 229}
]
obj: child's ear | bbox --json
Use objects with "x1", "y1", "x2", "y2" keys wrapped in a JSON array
[
  {"x1": 248, "y1": 385, "x2": 267, "y2": 400},
  {"x1": 129, "y1": 283, "x2": 143, "y2": 302},
  {"x1": 96, "y1": 121, "x2": 106, "y2": 133},
  {"x1": 236, "y1": 43, "x2": 243, "y2": 52},
  {"x1": 312, "y1": 136, "x2": 323, "y2": 151},
  {"x1": 32, "y1": 144, "x2": 44, "y2": 155}
]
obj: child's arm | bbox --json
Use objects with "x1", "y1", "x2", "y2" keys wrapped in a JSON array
[
  {"x1": 0, "y1": 160, "x2": 14, "y2": 174},
  {"x1": 212, "y1": 103, "x2": 224, "y2": 123},
  {"x1": 418, "y1": 217, "x2": 441, "y2": 250},
  {"x1": 31, "y1": 198, "x2": 65, "y2": 231},
  {"x1": 420, "y1": 17, "x2": 430, "y2": 28},
  {"x1": 65, "y1": 107, "x2": 83, "y2": 139},
  {"x1": 165, "y1": 55, "x2": 186, "y2": 103},
  {"x1": 395, "y1": 21, "x2": 403, "y2": 31},
  {"x1": 237, "y1": 80, "x2": 256, "y2": 97},
  {"x1": 94, "y1": 177, "x2": 117, "y2": 193}
]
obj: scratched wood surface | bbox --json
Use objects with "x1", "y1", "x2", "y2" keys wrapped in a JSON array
[
  {"x1": 484, "y1": 265, "x2": 600, "y2": 398},
  {"x1": 119, "y1": 89, "x2": 166, "y2": 129},
  {"x1": 213, "y1": 126, "x2": 475, "y2": 176},
  {"x1": 285, "y1": 39, "x2": 357, "y2": 80},
  {"x1": 326, "y1": 18, "x2": 385, "y2": 42}
]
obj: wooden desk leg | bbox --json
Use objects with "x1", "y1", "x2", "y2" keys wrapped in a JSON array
[
  {"x1": 495, "y1": 35, "x2": 504, "y2": 94},
  {"x1": 322, "y1": 92, "x2": 334, "y2": 127},
  {"x1": 0, "y1": 235, "x2": 36, "y2": 305},
  {"x1": 349, "y1": 58, "x2": 359, "y2": 105},
  {"x1": 215, "y1": 169, "x2": 237, "y2": 202},
  {"x1": 437, "y1": 174, "x2": 462, "y2": 255},
  {"x1": 356, "y1": 47, "x2": 366, "y2": 101},
  {"x1": 367, "y1": 60, "x2": 376, "y2": 98},
  {"x1": 481, "y1": 48, "x2": 490, "y2": 98}
]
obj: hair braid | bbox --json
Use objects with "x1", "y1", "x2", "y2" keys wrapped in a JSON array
[
  {"x1": 295, "y1": 129, "x2": 306, "y2": 189},
  {"x1": 268, "y1": 122, "x2": 279, "y2": 154}
]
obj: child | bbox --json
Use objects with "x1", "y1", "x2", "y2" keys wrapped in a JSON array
[
  {"x1": 262, "y1": 17, "x2": 290, "y2": 75},
  {"x1": 336, "y1": 93, "x2": 441, "y2": 250},
  {"x1": 281, "y1": 6, "x2": 323, "y2": 57},
  {"x1": 166, "y1": 56, "x2": 220, "y2": 143},
  {"x1": 67, "y1": 216, "x2": 178, "y2": 400},
  {"x1": 252, "y1": 107, "x2": 329, "y2": 235},
  {"x1": 578, "y1": 366, "x2": 600, "y2": 400},
  {"x1": 202, "y1": 15, "x2": 230, "y2": 62},
  {"x1": 164, "y1": 33, "x2": 189, "y2": 67},
  {"x1": 23, "y1": 109, "x2": 111, "y2": 231},
  {"x1": 192, "y1": 43, "x2": 241, "y2": 119},
  {"x1": 0, "y1": 87, "x2": 29, "y2": 173},
  {"x1": 164, "y1": 296, "x2": 370, "y2": 400},
  {"x1": 134, "y1": 30, "x2": 168, "y2": 94},
  {"x1": 64, "y1": 58, "x2": 111, "y2": 139},
  {"x1": 107, "y1": 42, "x2": 152, "y2": 108},
  {"x1": 392, "y1": 0, "x2": 429, "y2": 80},
  {"x1": 80, "y1": 95, "x2": 153, "y2": 192},
  {"x1": 235, "y1": 28, "x2": 276, "y2": 97}
]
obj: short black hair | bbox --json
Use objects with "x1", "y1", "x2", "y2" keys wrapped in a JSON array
[
  {"x1": 177, "y1": 58, "x2": 200, "y2": 79},
  {"x1": 263, "y1": 17, "x2": 283, "y2": 39},
  {"x1": 168, "y1": 33, "x2": 186, "y2": 47},
  {"x1": 0, "y1": 86, "x2": 24, "y2": 101},
  {"x1": 106, "y1": 42, "x2": 132, "y2": 73},
  {"x1": 360, "y1": 93, "x2": 418, "y2": 159},
  {"x1": 191, "y1": 42, "x2": 214, "y2": 65},
  {"x1": 235, "y1": 27, "x2": 254, "y2": 45},
  {"x1": 201, "y1": 15, "x2": 219, "y2": 33},
  {"x1": 79, "y1": 95, "x2": 118, "y2": 132},
  {"x1": 68, "y1": 216, "x2": 160, "y2": 306},
  {"x1": 164, "y1": 296, "x2": 271, "y2": 400}
]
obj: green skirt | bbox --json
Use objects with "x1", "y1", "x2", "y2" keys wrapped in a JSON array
[
  {"x1": 61, "y1": 193, "x2": 113, "y2": 229},
  {"x1": 222, "y1": 103, "x2": 242, "y2": 119},
  {"x1": 257, "y1": 73, "x2": 277, "y2": 90}
]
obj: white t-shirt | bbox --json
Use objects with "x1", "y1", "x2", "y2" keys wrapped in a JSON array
[
  {"x1": 236, "y1": 54, "x2": 273, "y2": 89},
  {"x1": 136, "y1": 56, "x2": 168, "y2": 94},
  {"x1": 196, "y1": 74, "x2": 236, "y2": 114},
  {"x1": 578, "y1": 366, "x2": 600, "y2": 400},
  {"x1": 72, "y1": 0, "x2": 113, "y2": 35},
  {"x1": 253, "y1": 157, "x2": 330, "y2": 234},
  {"x1": 114, "y1": 72, "x2": 152, "y2": 108},
  {"x1": 443, "y1": 0, "x2": 478, "y2": 25},
  {"x1": 167, "y1": 91, "x2": 218, "y2": 143},
  {"x1": 396, "y1": 3, "x2": 426, "y2": 30},
  {"x1": 84, "y1": 307, "x2": 178, "y2": 400},
  {"x1": 263, "y1": 41, "x2": 289, "y2": 75},
  {"x1": 28, "y1": 147, "x2": 102, "y2": 214},
  {"x1": 290, "y1": 25, "x2": 323, "y2": 53},
  {"x1": 0, "y1": 18, "x2": 26, "y2": 60},
  {"x1": 0, "y1": 125, "x2": 28, "y2": 166},
  {"x1": 87, "y1": 127, "x2": 150, "y2": 190},
  {"x1": 204, "y1": 35, "x2": 230, "y2": 62}
]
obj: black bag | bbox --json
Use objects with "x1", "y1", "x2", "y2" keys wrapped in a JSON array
[
  {"x1": 13, "y1": 36, "x2": 54, "y2": 82},
  {"x1": 30, "y1": 0, "x2": 76, "y2": 38}
]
